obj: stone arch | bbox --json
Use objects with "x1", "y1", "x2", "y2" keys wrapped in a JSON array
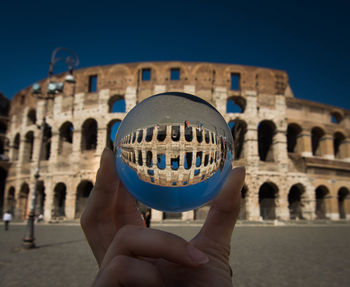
[
  {"x1": 81, "y1": 118, "x2": 98, "y2": 151},
  {"x1": 337, "y1": 187, "x2": 349, "y2": 219},
  {"x1": 288, "y1": 183, "x2": 305, "y2": 219},
  {"x1": 330, "y1": 110, "x2": 343, "y2": 124},
  {"x1": 24, "y1": 131, "x2": 34, "y2": 162},
  {"x1": 27, "y1": 109, "x2": 36, "y2": 126},
  {"x1": 58, "y1": 121, "x2": 73, "y2": 156},
  {"x1": 333, "y1": 132, "x2": 346, "y2": 159},
  {"x1": 12, "y1": 133, "x2": 20, "y2": 161},
  {"x1": 105, "y1": 64, "x2": 131, "y2": 89},
  {"x1": 192, "y1": 63, "x2": 214, "y2": 89},
  {"x1": 75, "y1": 180, "x2": 93, "y2": 218},
  {"x1": 6, "y1": 186, "x2": 16, "y2": 214},
  {"x1": 239, "y1": 185, "x2": 248, "y2": 219},
  {"x1": 315, "y1": 185, "x2": 330, "y2": 219},
  {"x1": 229, "y1": 119, "x2": 247, "y2": 160},
  {"x1": 107, "y1": 119, "x2": 122, "y2": 149},
  {"x1": 226, "y1": 96, "x2": 246, "y2": 113},
  {"x1": 311, "y1": 127, "x2": 325, "y2": 156},
  {"x1": 108, "y1": 95, "x2": 126, "y2": 113},
  {"x1": 258, "y1": 120, "x2": 277, "y2": 162},
  {"x1": 287, "y1": 123, "x2": 302, "y2": 153},
  {"x1": 41, "y1": 124, "x2": 52, "y2": 161},
  {"x1": 0, "y1": 167, "x2": 6, "y2": 215},
  {"x1": 35, "y1": 181, "x2": 46, "y2": 215},
  {"x1": 53, "y1": 182, "x2": 67, "y2": 218},
  {"x1": 259, "y1": 182, "x2": 278, "y2": 220},
  {"x1": 18, "y1": 182, "x2": 30, "y2": 219}
]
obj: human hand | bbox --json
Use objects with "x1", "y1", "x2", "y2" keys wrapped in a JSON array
[{"x1": 81, "y1": 148, "x2": 245, "y2": 286}]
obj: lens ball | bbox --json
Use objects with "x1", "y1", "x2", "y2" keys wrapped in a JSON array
[{"x1": 114, "y1": 92, "x2": 233, "y2": 212}]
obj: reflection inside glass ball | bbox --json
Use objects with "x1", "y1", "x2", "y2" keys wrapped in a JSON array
[{"x1": 114, "y1": 92, "x2": 233, "y2": 212}]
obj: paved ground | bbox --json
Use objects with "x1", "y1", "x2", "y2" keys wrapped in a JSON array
[{"x1": 0, "y1": 223, "x2": 349, "y2": 287}]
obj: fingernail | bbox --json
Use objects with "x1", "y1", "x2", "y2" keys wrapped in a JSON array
[{"x1": 187, "y1": 245, "x2": 209, "y2": 264}]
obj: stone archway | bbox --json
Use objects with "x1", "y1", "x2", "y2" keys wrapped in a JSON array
[
  {"x1": 259, "y1": 182, "x2": 278, "y2": 220},
  {"x1": 338, "y1": 187, "x2": 349, "y2": 219},
  {"x1": 75, "y1": 180, "x2": 93, "y2": 218},
  {"x1": 239, "y1": 185, "x2": 248, "y2": 219},
  {"x1": 53, "y1": 183, "x2": 67, "y2": 219},
  {"x1": 288, "y1": 184, "x2": 305, "y2": 219},
  {"x1": 315, "y1": 185, "x2": 329, "y2": 219},
  {"x1": 18, "y1": 183, "x2": 30, "y2": 219}
]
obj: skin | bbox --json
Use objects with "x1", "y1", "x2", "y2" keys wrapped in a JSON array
[{"x1": 81, "y1": 148, "x2": 245, "y2": 287}]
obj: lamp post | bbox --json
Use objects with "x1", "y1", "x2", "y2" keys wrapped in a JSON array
[{"x1": 22, "y1": 47, "x2": 79, "y2": 249}]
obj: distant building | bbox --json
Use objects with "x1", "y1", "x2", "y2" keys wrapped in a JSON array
[
  {"x1": 3, "y1": 62, "x2": 350, "y2": 221},
  {"x1": 0, "y1": 92, "x2": 10, "y2": 215}
]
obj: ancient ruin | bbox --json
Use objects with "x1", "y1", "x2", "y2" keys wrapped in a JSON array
[{"x1": 2, "y1": 62, "x2": 350, "y2": 221}]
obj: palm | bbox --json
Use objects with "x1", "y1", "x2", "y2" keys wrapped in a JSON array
[
  {"x1": 154, "y1": 237, "x2": 232, "y2": 287},
  {"x1": 81, "y1": 148, "x2": 244, "y2": 286}
]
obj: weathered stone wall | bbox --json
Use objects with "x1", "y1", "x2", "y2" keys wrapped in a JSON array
[{"x1": 3, "y1": 62, "x2": 350, "y2": 222}]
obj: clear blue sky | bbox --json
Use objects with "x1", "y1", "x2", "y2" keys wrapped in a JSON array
[{"x1": 1, "y1": 0, "x2": 349, "y2": 109}]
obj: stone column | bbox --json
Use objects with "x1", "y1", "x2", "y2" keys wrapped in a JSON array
[
  {"x1": 43, "y1": 180, "x2": 53, "y2": 221},
  {"x1": 298, "y1": 132, "x2": 312, "y2": 157},
  {"x1": 182, "y1": 210, "x2": 194, "y2": 221},
  {"x1": 49, "y1": 131, "x2": 59, "y2": 163},
  {"x1": 97, "y1": 126, "x2": 107, "y2": 155},
  {"x1": 72, "y1": 128, "x2": 82, "y2": 163},
  {"x1": 99, "y1": 89, "x2": 110, "y2": 114},
  {"x1": 320, "y1": 135, "x2": 334, "y2": 159},
  {"x1": 65, "y1": 179, "x2": 77, "y2": 220},
  {"x1": 343, "y1": 140, "x2": 350, "y2": 161},
  {"x1": 125, "y1": 87, "x2": 137, "y2": 112},
  {"x1": 151, "y1": 209, "x2": 163, "y2": 222},
  {"x1": 213, "y1": 87, "x2": 227, "y2": 115}
]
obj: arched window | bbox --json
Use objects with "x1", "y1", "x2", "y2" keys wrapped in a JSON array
[
  {"x1": 311, "y1": 127, "x2": 325, "y2": 156},
  {"x1": 27, "y1": 109, "x2": 36, "y2": 126},
  {"x1": 59, "y1": 122, "x2": 73, "y2": 156},
  {"x1": 287, "y1": 123, "x2": 302, "y2": 153},
  {"x1": 239, "y1": 185, "x2": 248, "y2": 220},
  {"x1": 288, "y1": 184, "x2": 305, "y2": 219},
  {"x1": 226, "y1": 96, "x2": 245, "y2": 113},
  {"x1": 106, "y1": 120, "x2": 121, "y2": 149},
  {"x1": 229, "y1": 120, "x2": 247, "y2": 160},
  {"x1": 19, "y1": 183, "x2": 30, "y2": 219},
  {"x1": 108, "y1": 95, "x2": 126, "y2": 113},
  {"x1": 81, "y1": 119, "x2": 98, "y2": 151},
  {"x1": 7, "y1": 186, "x2": 16, "y2": 214},
  {"x1": 41, "y1": 124, "x2": 52, "y2": 161},
  {"x1": 258, "y1": 120, "x2": 276, "y2": 162},
  {"x1": 259, "y1": 182, "x2": 278, "y2": 220},
  {"x1": 333, "y1": 132, "x2": 346, "y2": 159},
  {"x1": 13, "y1": 133, "x2": 20, "y2": 161},
  {"x1": 24, "y1": 131, "x2": 34, "y2": 162},
  {"x1": 53, "y1": 183, "x2": 67, "y2": 218},
  {"x1": 35, "y1": 181, "x2": 46, "y2": 215},
  {"x1": 315, "y1": 185, "x2": 329, "y2": 219},
  {"x1": 157, "y1": 126, "x2": 167, "y2": 142},
  {"x1": 338, "y1": 187, "x2": 349, "y2": 219},
  {"x1": 75, "y1": 180, "x2": 93, "y2": 218},
  {"x1": 330, "y1": 111, "x2": 343, "y2": 124}
]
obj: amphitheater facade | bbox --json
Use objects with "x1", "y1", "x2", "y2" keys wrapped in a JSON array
[{"x1": 3, "y1": 61, "x2": 350, "y2": 222}]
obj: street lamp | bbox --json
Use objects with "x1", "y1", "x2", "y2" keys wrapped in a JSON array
[{"x1": 22, "y1": 47, "x2": 79, "y2": 249}]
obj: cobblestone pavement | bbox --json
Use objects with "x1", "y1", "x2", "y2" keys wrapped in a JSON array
[{"x1": 0, "y1": 223, "x2": 349, "y2": 287}]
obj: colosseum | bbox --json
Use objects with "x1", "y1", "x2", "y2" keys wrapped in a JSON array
[{"x1": 2, "y1": 62, "x2": 350, "y2": 222}]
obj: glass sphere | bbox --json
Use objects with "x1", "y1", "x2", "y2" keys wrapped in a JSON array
[{"x1": 114, "y1": 92, "x2": 233, "y2": 212}]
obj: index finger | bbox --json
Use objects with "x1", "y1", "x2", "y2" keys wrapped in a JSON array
[{"x1": 198, "y1": 167, "x2": 245, "y2": 245}]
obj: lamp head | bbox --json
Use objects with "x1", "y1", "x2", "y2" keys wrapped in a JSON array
[
  {"x1": 64, "y1": 74, "x2": 76, "y2": 83},
  {"x1": 32, "y1": 83, "x2": 42, "y2": 94}
]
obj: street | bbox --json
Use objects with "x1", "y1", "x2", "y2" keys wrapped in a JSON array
[{"x1": 0, "y1": 223, "x2": 349, "y2": 287}]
